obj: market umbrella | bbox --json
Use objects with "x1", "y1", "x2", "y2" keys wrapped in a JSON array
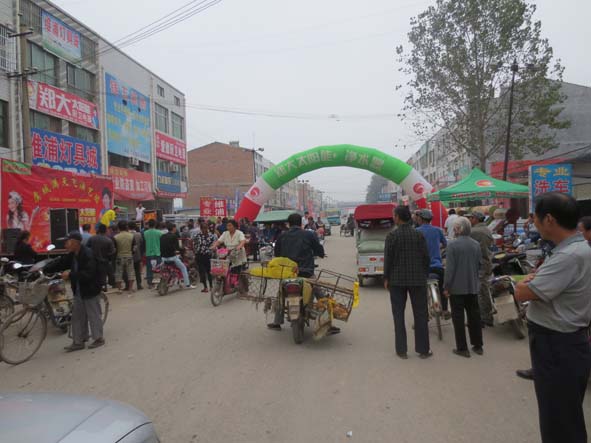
[{"x1": 427, "y1": 168, "x2": 529, "y2": 203}]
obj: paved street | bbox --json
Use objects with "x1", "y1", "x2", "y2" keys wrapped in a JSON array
[{"x1": 0, "y1": 235, "x2": 588, "y2": 442}]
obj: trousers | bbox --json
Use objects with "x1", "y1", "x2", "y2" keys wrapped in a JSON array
[
  {"x1": 478, "y1": 266, "x2": 494, "y2": 324},
  {"x1": 529, "y1": 321, "x2": 591, "y2": 443},
  {"x1": 146, "y1": 256, "x2": 161, "y2": 286},
  {"x1": 450, "y1": 293, "x2": 483, "y2": 351},
  {"x1": 197, "y1": 253, "x2": 213, "y2": 288},
  {"x1": 72, "y1": 295, "x2": 103, "y2": 344},
  {"x1": 162, "y1": 255, "x2": 190, "y2": 286},
  {"x1": 389, "y1": 285, "x2": 429, "y2": 355}
]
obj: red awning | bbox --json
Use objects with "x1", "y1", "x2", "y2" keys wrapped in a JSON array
[{"x1": 354, "y1": 203, "x2": 397, "y2": 221}]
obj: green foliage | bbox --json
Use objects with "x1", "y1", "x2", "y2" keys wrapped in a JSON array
[
  {"x1": 366, "y1": 174, "x2": 389, "y2": 203},
  {"x1": 397, "y1": 0, "x2": 570, "y2": 169}
]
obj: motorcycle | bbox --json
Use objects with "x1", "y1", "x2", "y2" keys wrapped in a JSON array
[
  {"x1": 154, "y1": 251, "x2": 197, "y2": 296},
  {"x1": 210, "y1": 248, "x2": 249, "y2": 306},
  {"x1": 492, "y1": 251, "x2": 533, "y2": 276},
  {"x1": 489, "y1": 275, "x2": 528, "y2": 339}
]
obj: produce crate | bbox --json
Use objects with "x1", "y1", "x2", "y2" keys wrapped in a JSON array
[{"x1": 306, "y1": 270, "x2": 357, "y2": 322}]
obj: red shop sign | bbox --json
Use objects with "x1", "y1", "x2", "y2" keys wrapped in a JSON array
[
  {"x1": 155, "y1": 131, "x2": 186, "y2": 165},
  {"x1": 109, "y1": 166, "x2": 154, "y2": 201},
  {"x1": 200, "y1": 197, "x2": 227, "y2": 218}
]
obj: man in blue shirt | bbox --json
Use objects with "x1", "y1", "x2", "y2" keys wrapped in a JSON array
[{"x1": 416, "y1": 209, "x2": 449, "y2": 317}]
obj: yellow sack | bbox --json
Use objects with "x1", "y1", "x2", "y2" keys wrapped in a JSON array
[
  {"x1": 249, "y1": 257, "x2": 298, "y2": 279},
  {"x1": 352, "y1": 281, "x2": 360, "y2": 308}
]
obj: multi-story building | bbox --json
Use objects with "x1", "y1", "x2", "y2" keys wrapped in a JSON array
[
  {"x1": 186, "y1": 141, "x2": 299, "y2": 216},
  {"x1": 0, "y1": 0, "x2": 186, "y2": 215}
]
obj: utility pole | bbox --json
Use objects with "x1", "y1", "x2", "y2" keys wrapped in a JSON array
[{"x1": 502, "y1": 59, "x2": 519, "y2": 181}]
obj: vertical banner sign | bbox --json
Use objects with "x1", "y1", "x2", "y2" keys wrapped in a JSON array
[
  {"x1": 105, "y1": 73, "x2": 151, "y2": 163},
  {"x1": 108, "y1": 166, "x2": 154, "y2": 201},
  {"x1": 41, "y1": 11, "x2": 82, "y2": 63},
  {"x1": 200, "y1": 198, "x2": 227, "y2": 218},
  {"x1": 28, "y1": 80, "x2": 99, "y2": 129},
  {"x1": 1, "y1": 160, "x2": 112, "y2": 252},
  {"x1": 31, "y1": 128, "x2": 101, "y2": 175},
  {"x1": 155, "y1": 131, "x2": 187, "y2": 165},
  {"x1": 529, "y1": 164, "x2": 573, "y2": 209}
]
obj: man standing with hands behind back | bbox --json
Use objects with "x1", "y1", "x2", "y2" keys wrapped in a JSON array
[
  {"x1": 516, "y1": 192, "x2": 591, "y2": 443},
  {"x1": 383, "y1": 206, "x2": 431, "y2": 360}
]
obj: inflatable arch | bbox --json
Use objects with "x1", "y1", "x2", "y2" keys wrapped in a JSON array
[{"x1": 235, "y1": 144, "x2": 437, "y2": 222}]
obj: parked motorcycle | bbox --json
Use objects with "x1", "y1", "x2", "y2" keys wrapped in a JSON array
[
  {"x1": 489, "y1": 275, "x2": 527, "y2": 339},
  {"x1": 210, "y1": 248, "x2": 248, "y2": 306},
  {"x1": 492, "y1": 251, "x2": 533, "y2": 276}
]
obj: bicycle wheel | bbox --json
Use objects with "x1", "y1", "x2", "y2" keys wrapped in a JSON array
[
  {"x1": 157, "y1": 278, "x2": 169, "y2": 296},
  {"x1": 0, "y1": 308, "x2": 48, "y2": 365},
  {"x1": 99, "y1": 292, "x2": 109, "y2": 325},
  {"x1": 211, "y1": 279, "x2": 224, "y2": 306},
  {"x1": 0, "y1": 294, "x2": 15, "y2": 324}
]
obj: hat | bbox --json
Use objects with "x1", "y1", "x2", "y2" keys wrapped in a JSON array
[
  {"x1": 418, "y1": 209, "x2": 433, "y2": 220},
  {"x1": 65, "y1": 231, "x2": 83, "y2": 242},
  {"x1": 467, "y1": 211, "x2": 485, "y2": 221}
]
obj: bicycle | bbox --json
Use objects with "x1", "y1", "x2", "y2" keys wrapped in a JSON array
[{"x1": 427, "y1": 274, "x2": 443, "y2": 341}]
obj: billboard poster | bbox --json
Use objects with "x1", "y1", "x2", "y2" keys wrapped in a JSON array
[
  {"x1": 156, "y1": 169, "x2": 186, "y2": 198},
  {"x1": 1, "y1": 160, "x2": 112, "y2": 251},
  {"x1": 155, "y1": 131, "x2": 186, "y2": 165},
  {"x1": 109, "y1": 166, "x2": 154, "y2": 201},
  {"x1": 200, "y1": 197, "x2": 227, "y2": 218},
  {"x1": 105, "y1": 73, "x2": 151, "y2": 163},
  {"x1": 529, "y1": 163, "x2": 573, "y2": 209},
  {"x1": 41, "y1": 10, "x2": 82, "y2": 63},
  {"x1": 28, "y1": 80, "x2": 99, "y2": 130},
  {"x1": 31, "y1": 128, "x2": 101, "y2": 175}
]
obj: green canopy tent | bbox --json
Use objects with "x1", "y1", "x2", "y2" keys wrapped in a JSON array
[
  {"x1": 427, "y1": 168, "x2": 529, "y2": 203},
  {"x1": 254, "y1": 209, "x2": 302, "y2": 224}
]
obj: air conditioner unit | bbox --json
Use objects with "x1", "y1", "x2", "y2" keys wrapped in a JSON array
[
  {"x1": 130, "y1": 157, "x2": 140, "y2": 166},
  {"x1": 169, "y1": 164, "x2": 179, "y2": 173}
]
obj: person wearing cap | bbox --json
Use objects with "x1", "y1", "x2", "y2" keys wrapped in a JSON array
[
  {"x1": 468, "y1": 210, "x2": 494, "y2": 327},
  {"x1": 46, "y1": 231, "x2": 105, "y2": 352},
  {"x1": 416, "y1": 209, "x2": 449, "y2": 318},
  {"x1": 100, "y1": 205, "x2": 120, "y2": 229}
]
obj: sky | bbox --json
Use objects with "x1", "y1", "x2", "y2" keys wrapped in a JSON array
[{"x1": 53, "y1": 0, "x2": 591, "y2": 202}]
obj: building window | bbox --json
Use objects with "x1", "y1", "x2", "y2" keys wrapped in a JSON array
[
  {"x1": 30, "y1": 110, "x2": 60, "y2": 132},
  {"x1": 69, "y1": 123, "x2": 97, "y2": 143},
  {"x1": 0, "y1": 26, "x2": 16, "y2": 72},
  {"x1": 157, "y1": 85, "x2": 165, "y2": 97},
  {"x1": 28, "y1": 43, "x2": 57, "y2": 86},
  {"x1": 0, "y1": 100, "x2": 8, "y2": 148},
  {"x1": 174, "y1": 96, "x2": 181, "y2": 106},
  {"x1": 67, "y1": 64, "x2": 95, "y2": 101},
  {"x1": 171, "y1": 112, "x2": 184, "y2": 140},
  {"x1": 155, "y1": 103, "x2": 168, "y2": 133}
]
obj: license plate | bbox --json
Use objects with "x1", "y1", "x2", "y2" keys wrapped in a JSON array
[{"x1": 376, "y1": 267, "x2": 383, "y2": 273}]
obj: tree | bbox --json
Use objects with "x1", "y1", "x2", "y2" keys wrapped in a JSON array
[
  {"x1": 396, "y1": 0, "x2": 570, "y2": 171},
  {"x1": 366, "y1": 174, "x2": 389, "y2": 203}
]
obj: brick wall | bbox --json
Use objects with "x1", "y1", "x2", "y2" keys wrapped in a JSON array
[{"x1": 186, "y1": 142, "x2": 255, "y2": 208}]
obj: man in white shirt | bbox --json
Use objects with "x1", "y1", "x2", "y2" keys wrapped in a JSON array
[
  {"x1": 135, "y1": 203, "x2": 145, "y2": 224},
  {"x1": 444, "y1": 209, "x2": 458, "y2": 239}
]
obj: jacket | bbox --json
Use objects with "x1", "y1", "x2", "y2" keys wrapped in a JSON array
[
  {"x1": 45, "y1": 246, "x2": 101, "y2": 299},
  {"x1": 444, "y1": 235, "x2": 482, "y2": 295},
  {"x1": 14, "y1": 242, "x2": 37, "y2": 265},
  {"x1": 160, "y1": 232, "x2": 180, "y2": 258},
  {"x1": 87, "y1": 234, "x2": 115, "y2": 266},
  {"x1": 274, "y1": 227, "x2": 324, "y2": 277},
  {"x1": 384, "y1": 223, "x2": 430, "y2": 287},
  {"x1": 470, "y1": 223, "x2": 493, "y2": 268}
]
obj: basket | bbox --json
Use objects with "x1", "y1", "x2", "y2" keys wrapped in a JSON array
[
  {"x1": 238, "y1": 261, "x2": 292, "y2": 303},
  {"x1": 307, "y1": 270, "x2": 356, "y2": 322},
  {"x1": 210, "y1": 259, "x2": 230, "y2": 277},
  {"x1": 17, "y1": 281, "x2": 48, "y2": 306}
]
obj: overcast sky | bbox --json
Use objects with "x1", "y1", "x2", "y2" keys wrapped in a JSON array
[{"x1": 54, "y1": 0, "x2": 591, "y2": 201}]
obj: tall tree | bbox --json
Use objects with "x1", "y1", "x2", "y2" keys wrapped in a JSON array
[
  {"x1": 366, "y1": 174, "x2": 389, "y2": 203},
  {"x1": 396, "y1": 0, "x2": 570, "y2": 170}
]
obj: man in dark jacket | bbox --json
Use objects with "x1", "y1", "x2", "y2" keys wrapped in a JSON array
[
  {"x1": 87, "y1": 223, "x2": 115, "y2": 291},
  {"x1": 46, "y1": 231, "x2": 104, "y2": 352},
  {"x1": 384, "y1": 206, "x2": 431, "y2": 359}
]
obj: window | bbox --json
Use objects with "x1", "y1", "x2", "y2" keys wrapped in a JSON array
[
  {"x1": 30, "y1": 110, "x2": 60, "y2": 132},
  {"x1": 0, "y1": 101, "x2": 8, "y2": 148},
  {"x1": 157, "y1": 85, "x2": 165, "y2": 97},
  {"x1": 67, "y1": 64, "x2": 95, "y2": 101},
  {"x1": 69, "y1": 123, "x2": 97, "y2": 143},
  {"x1": 28, "y1": 43, "x2": 57, "y2": 86},
  {"x1": 0, "y1": 26, "x2": 16, "y2": 72},
  {"x1": 174, "y1": 96, "x2": 181, "y2": 107},
  {"x1": 155, "y1": 103, "x2": 168, "y2": 133},
  {"x1": 171, "y1": 112, "x2": 184, "y2": 140}
]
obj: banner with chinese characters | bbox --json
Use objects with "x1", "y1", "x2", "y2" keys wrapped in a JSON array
[
  {"x1": 41, "y1": 10, "x2": 82, "y2": 63},
  {"x1": 31, "y1": 128, "x2": 101, "y2": 175},
  {"x1": 200, "y1": 198, "x2": 227, "y2": 218},
  {"x1": 155, "y1": 131, "x2": 186, "y2": 165},
  {"x1": 108, "y1": 166, "x2": 154, "y2": 201},
  {"x1": 156, "y1": 169, "x2": 186, "y2": 198},
  {"x1": 529, "y1": 163, "x2": 573, "y2": 209},
  {"x1": 1, "y1": 160, "x2": 112, "y2": 252},
  {"x1": 105, "y1": 73, "x2": 151, "y2": 163},
  {"x1": 28, "y1": 80, "x2": 99, "y2": 130}
]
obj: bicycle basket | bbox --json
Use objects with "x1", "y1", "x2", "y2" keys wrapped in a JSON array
[
  {"x1": 17, "y1": 281, "x2": 48, "y2": 306},
  {"x1": 211, "y1": 259, "x2": 230, "y2": 277}
]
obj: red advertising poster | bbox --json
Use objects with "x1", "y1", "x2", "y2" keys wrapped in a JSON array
[
  {"x1": 28, "y1": 80, "x2": 99, "y2": 130},
  {"x1": 109, "y1": 166, "x2": 154, "y2": 201},
  {"x1": 200, "y1": 197, "x2": 227, "y2": 218},
  {"x1": 1, "y1": 160, "x2": 112, "y2": 252},
  {"x1": 155, "y1": 131, "x2": 187, "y2": 165}
]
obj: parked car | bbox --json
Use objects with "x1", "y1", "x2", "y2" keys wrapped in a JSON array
[{"x1": 0, "y1": 392, "x2": 160, "y2": 443}]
